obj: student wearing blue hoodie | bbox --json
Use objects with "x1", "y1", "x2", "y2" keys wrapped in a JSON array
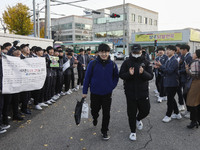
[{"x1": 82, "y1": 43, "x2": 119, "y2": 140}]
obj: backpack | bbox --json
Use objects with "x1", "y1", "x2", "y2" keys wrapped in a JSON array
[{"x1": 91, "y1": 59, "x2": 116, "y2": 80}]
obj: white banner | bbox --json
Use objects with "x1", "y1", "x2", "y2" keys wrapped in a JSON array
[{"x1": 2, "y1": 55, "x2": 47, "y2": 94}]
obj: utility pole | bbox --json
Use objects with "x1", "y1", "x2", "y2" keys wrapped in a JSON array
[
  {"x1": 123, "y1": 0, "x2": 126, "y2": 55},
  {"x1": 33, "y1": 0, "x2": 37, "y2": 37},
  {"x1": 45, "y1": 0, "x2": 51, "y2": 39},
  {"x1": 36, "y1": 3, "x2": 40, "y2": 37}
]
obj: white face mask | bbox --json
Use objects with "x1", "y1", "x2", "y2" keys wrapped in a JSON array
[{"x1": 132, "y1": 53, "x2": 142, "y2": 58}]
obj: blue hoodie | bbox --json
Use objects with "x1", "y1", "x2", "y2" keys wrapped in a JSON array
[{"x1": 83, "y1": 56, "x2": 119, "y2": 95}]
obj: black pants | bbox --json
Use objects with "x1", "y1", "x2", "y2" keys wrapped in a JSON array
[
  {"x1": 51, "y1": 73, "x2": 57, "y2": 98},
  {"x1": 44, "y1": 76, "x2": 50, "y2": 102},
  {"x1": 77, "y1": 70, "x2": 86, "y2": 86},
  {"x1": 125, "y1": 93, "x2": 150, "y2": 133},
  {"x1": 0, "y1": 93, "x2": 4, "y2": 125},
  {"x1": 71, "y1": 69, "x2": 75, "y2": 89},
  {"x1": 64, "y1": 74, "x2": 71, "y2": 92},
  {"x1": 90, "y1": 93, "x2": 112, "y2": 134},
  {"x1": 20, "y1": 92, "x2": 29, "y2": 112},
  {"x1": 177, "y1": 82, "x2": 184, "y2": 105},
  {"x1": 12, "y1": 93, "x2": 20, "y2": 117},
  {"x1": 55, "y1": 70, "x2": 62, "y2": 95},
  {"x1": 155, "y1": 76, "x2": 160, "y2": 93},
  {"x1": 2, "y1": 94, "x2": 12, "y2": 125},
  {"x1": 188, "y1": 105, "x2": 200, "y2": 122},
  {"x1": 32, "y1": 89, "x2": 42, "y2": 105},
  {"x1": 166, "y1": 87, "x2": 179, "y2": 117},
  {"x1": 157, "y1": 75, "x2": 166, "y2": 97},
  {"x1": 59, "y1": 73, "x2": 64, "y2": 93}
]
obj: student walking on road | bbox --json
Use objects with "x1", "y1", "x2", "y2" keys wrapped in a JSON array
[
  {"x1": 119, "y1": 44, "x2": 153, "y2": 141},
  {"x1": 82, "y1": 43, "x2": 119, "y2": 140}
]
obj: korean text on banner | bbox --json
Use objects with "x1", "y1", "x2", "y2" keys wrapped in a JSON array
[{"x1": 2, "y1": 55, "x2": 47, "y2": 94}]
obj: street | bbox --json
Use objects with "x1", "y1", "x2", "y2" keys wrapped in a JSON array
[{"x1": 0, "y1": 60, "x2": 200, "y2": 150}]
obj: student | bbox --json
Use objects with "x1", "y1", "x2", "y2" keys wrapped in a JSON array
[
  {"x1": 155, "y1": 45, "x2": 182, "y2": 123},
  {"x1": 82, "y1": 43, "x2": 119, "y2": 140},
  {"x1": 119, "y1": 44, "x2": 153, "y2": 141}
]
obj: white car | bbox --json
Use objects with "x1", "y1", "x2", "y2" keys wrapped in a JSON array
[{"x1": 114, "y1": 52, "x2": 125, "y2": 60}]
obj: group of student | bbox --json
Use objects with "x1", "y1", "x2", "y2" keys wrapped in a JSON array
[
  {"x1": 0, "y1": 40, "x2": 98, "y2": 134},
  {"x1": 154, "y1": 44, "x2": 200, "y2": 129}
]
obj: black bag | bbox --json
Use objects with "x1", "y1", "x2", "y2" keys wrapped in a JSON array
[{"x1": 74, "y1": 98, "x2": 85, "y2": 125}]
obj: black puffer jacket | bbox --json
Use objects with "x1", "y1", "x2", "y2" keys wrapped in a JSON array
[{"x1": 119, "y1": 54, "x2": 153, "y2": 99}]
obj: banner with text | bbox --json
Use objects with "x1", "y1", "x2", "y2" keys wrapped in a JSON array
[
  {"x1": 2, "y1": 55, "x2": 47, "y2": 94},
  {"x1": 135, "y1": 32, "x2": 183, "y2": 42}
]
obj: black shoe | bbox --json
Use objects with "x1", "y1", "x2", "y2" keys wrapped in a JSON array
[
  {"x1": 21, "y1": 109, "x2": 31, "y2": 115},
  {"x1": 13, "y1": 115, "x2": 24, "y2": 121},
  {"x1": 93, "y1": 119, "x2": 98, "y2": 126},
  {"x1": 187, "y1": 121, "x2": 198, "y2": 129},
  {"x1": 102, "y1": 133, "x2": 110, "y2": 141}
]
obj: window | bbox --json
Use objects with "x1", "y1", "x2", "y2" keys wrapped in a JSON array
[
  {"x1": 154, "y1": 20, "x2": 158, "y2": 26},
  {"x1": 144, "y1": 17, "x2": 148, "y2": 24},
  {"x1": 75, "y1": 35, "x2": 91, "y2": 41},
  {"x1": 60, "y1": 23, "x2": 72, "y2": 30},
  {"x1": 60, "y1": 35, "x2": 73, "y2": 41},
  {"x1": 138, "y1": 16, "x2": 142, "y2": 23},
  {"x1": 149, "y1": 18, "x2": 153, "y2": 25},
  {"x1": 75, "y1": 23, "x2": 92, "y2": 30},
  {"x1": 94, "y1": 15, "x2": 124, "y2": 24},
  {"x1": 131, "y1": 14, "x2": 135, "y2": 22},
  {"x1": 95, "y1": 30, "x2": 123, "y2": 38}
]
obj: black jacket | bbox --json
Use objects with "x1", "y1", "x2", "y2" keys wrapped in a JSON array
[{"x1": 119, "y1": 54, "x2": 153, "y2": 99}]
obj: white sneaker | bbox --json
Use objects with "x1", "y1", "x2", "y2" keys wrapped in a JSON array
[
  {"x1": 72, "y1": 88, "x2": 77, "y2": 91},
  {"x1": 39, "y1": 103, "x2": 48, "y2": 107},
  {"x1": 184, "y1": 111, "x2": 190, "y2": 119},
  {"x1": 157, "y1": 97, "x2": 163, "y2": 103},
  {"x1": 155, "y1": 93, "x2": 159, "y2": 97},
  {"x1": 162, "y1": 116, "x2": 171, "y2": 123},
  {"x1": 46, "y1": 100, "x2": 52, "y2": 105},
  {"x1": 35, "y1": 105, "x2": 43, "y2": 110},
  {"x1": 65, "y1": 91, "x2": 71, "y2": 95},
  {"x1": 129, "y1": 133, "x2": 136, "y2": 141},
  {"x1": 136, "y1": 120, "x2": 143, "y2": 130},
  {"x1": 154, "y1": 89, "x2": 159, "y2": 94},
  {"x1": 52, "y1": 95, "x2": 59, "y2": 100},
  {"x1": 76, "y1": 85, "x2": 80, "y2": 90},
  {"x1": 57, "y1": 93, "x2": 61, "y2": 97},
  {"x1": 178, "y1": 105, "x2": 185, "y2": 111},
  {"x1": 163, "y1": 96, "x2": 167, "y2": 101},
  {"x1": 69, "y1": 89, "x2": 73, "y2": 94},
  {"x1": 2, "y1": 124, "x2": 11, "y2": 130},
  {"x1": 171, "y1": 113, "x2": 182, "y2": 119},
  {"x1": 60, "y1": 91, "x2": 65, "y2": 96},
  {"x1": 81, "y1": 86, "x2": 83, "y2": 89},
  {"x1": 0, "y1": 128, "x2": 7, "y2": 134},
  {"x1": 50, "y1": 99, "x2": 56, "y2": 103}
]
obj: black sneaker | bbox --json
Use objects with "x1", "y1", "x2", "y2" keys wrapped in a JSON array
[
  {"x1": 102, "y1": 133, "x2": 110, "y2": 141},
  {"x1": 13, "y1": 115, "x2": 24, "y2": 121},
  {"x1": 93, "y1": 119, "x2": 98, "y2": 126},
  {"x1": 0, "y1": 127, "x2": 7, "y2": 134}
]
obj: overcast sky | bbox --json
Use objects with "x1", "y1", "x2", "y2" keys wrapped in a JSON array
[{"x1": 0, "y1": 0, "x2": 199, "y2": 31}]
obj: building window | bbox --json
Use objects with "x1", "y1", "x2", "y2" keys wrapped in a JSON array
[
  {"x1": 59, "y1": 35, "x2": 73, "y2": 41},
  {"x1": 95, "y1": 30, "x2": 123, "y2": 38},
  {"x1": 131, "y1": 14, "x2": 135, "y2": 22},
  {"x1": 75, "y1": 35, "x2": 91, "y2": 41},
  {"x1": 154, "y1": 20, "x2": 157, "y2": 26},
  {"x1": 75, "y1": 23, "x2": 92, "y2": 30},
  {"x1": 138, "y1": 16, "x2": 142, "y2": 23},
  {"x1": 149, "y1": 18, "x2": 153, "y2": 25},
  {"x1": 52, "y1": 23, "x2": 72, "y2": 31},
  {"x1": 144, "y1": 17, "x2": 148, "y2": 24},
  {"x1": 94, "y1": 15, "x2": 124, "y2": 24}
]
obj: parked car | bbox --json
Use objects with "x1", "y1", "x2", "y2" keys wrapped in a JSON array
[{"x1": 114, "y1": 52, "x2": 125, "y2": 60}]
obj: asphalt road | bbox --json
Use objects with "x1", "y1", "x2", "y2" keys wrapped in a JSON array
[{"x1": 0, "y1": 60, "x2": 200, "y2": 150}]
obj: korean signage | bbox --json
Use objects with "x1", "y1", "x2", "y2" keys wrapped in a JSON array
[
  {"x1": 108, "y1": 38, "x2": 124, "y2": 46},
  {"x1": 190, "y1": 29, "x2": 200, "y2": 42},
  {"x1": 135, "y1": 32, "x2": 183, "y2": 42},
  {"x1": 2, "y1": 55, "x2": 46, "y2": 94}
]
